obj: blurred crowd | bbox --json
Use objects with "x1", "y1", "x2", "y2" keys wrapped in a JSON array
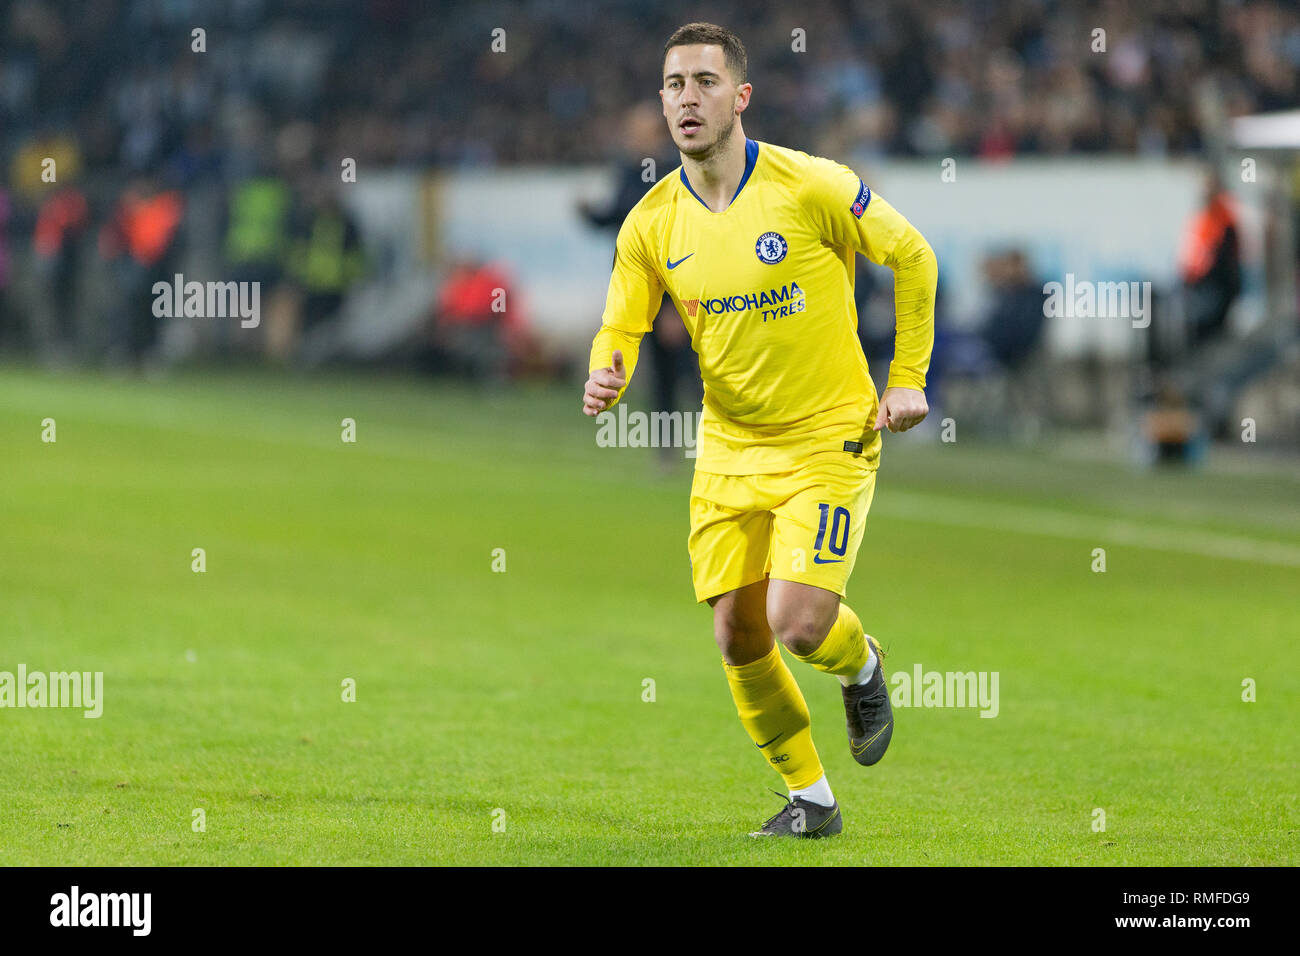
[
  {"x1": 0, "y1": 0, "x2": 1291, "y2": 431},
  {"x1": 354, "y1": 0, "x2": 1296, "y2": 163},
  {"x1": 3, "y1": 0, "x2": 1297, "y2": 178}
]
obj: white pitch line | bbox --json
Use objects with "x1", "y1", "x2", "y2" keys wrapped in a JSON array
[{"x1": 877, "y1": 491, "x2": 1300, "y2": 568}]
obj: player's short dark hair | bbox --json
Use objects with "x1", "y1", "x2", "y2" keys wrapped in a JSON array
[{"x1": 663, "y1": 22, "x2": 747, "y2": 86}]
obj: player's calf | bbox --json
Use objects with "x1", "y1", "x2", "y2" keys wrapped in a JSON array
[{"x1": 776, "y1": 597, "x2": 894, "y2": 767}]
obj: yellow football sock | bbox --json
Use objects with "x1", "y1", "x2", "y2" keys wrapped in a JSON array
[
  {"x1": 722, "y1": 644, "x2": 824, "y2": 790},
  {"x1": 791, "y1": 602, "x2": 873, "y2": 680}
]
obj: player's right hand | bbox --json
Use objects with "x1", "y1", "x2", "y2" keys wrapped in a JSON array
[{"x1": 582, "y1": 350, "x2": 627, "y2": 416}]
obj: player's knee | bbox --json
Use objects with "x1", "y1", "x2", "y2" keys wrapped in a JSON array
[
  {"x1": 769, "y1": 602, "x2": 836, "y2": 657},
  {"x1": 712, "y1": 601, "x2": 771, "y2": 665}
]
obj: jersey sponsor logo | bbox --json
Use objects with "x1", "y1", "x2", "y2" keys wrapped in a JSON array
[
  {"x1": 754, "y1": 231, "x2": 788, "y2": 264},
  {"x1": 695, "y1": 282, "x2": 805, "y2": 322},
  {"x1": 851, "y1": 180, "x2": 872, "y2": 218},
  {"x1": 666, "y1": 253, "x2": 694, "y2": 270}
]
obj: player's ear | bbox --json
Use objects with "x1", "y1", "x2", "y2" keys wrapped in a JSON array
[{"x1": 735, "y1": 83, "x2": 752, "y2": 114}]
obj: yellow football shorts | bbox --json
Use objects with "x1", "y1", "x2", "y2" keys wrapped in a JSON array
[{"x1": 687, "y1": 450, "x2": 879, "y2": 603}]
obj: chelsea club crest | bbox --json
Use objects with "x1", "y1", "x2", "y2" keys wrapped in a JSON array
[{"x1": 755, "y1": 231, "x2": 788, "y2": 264}]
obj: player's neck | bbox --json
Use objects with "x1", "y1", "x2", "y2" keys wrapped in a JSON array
[{"x1": 680, "y1": 127, "x2": 748, "y2": 213}]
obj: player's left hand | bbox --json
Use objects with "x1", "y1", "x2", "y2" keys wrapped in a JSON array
[{"x1": 873, "y1": 386, "x2": 928, "y2": 433}]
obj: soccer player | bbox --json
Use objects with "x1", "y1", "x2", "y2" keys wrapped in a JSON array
[{"x1": 582, "y1": 22, "x2": 937, "y2": 838}]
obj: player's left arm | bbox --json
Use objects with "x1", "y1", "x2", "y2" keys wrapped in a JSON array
[{"x1": 799, "y1": 159, "x2": 938, "y2": 433}]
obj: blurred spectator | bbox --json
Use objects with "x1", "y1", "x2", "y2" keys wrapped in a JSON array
[
  {"x1": 9, "y1": 128, "x2": 82, "y2": 201},
  {"x1": 1178, "y1": 171, "x2": 1241, "y2": 348},
  {"x1": 224, "y1": 173, "x2": 294, "y2": 356},
  {"x1": 981, "y1": 248, "x2": 1049, "y2": 435},
  {"x1": 426, "y1": 258, "x2": 527, "y2": 384},
  {"x1": 225, "y1": 176, "x2": 293, "y2": 289},
  {"x1": 1142, "y1": 381, "x2": 1206, "y2": 466},
  {"x1": 577, "y1": 105, "x2": 674, "y2": 229},
  {"x1": 33, "y1": 185, "x2": 89, "y2": 353},
  {"x1": 981, "y1": 249, "x2": 1047, "y2": 371},
  {"x1": 921, "y1": 252, "x2": 1043, "y2": 438},
  {"x1": 286, "y1": 188, "x2": 366, "y2": 339},
  {"x1": 97, "y1": 177, "x2": 185, "y2": 362},
  {"x1": 0, "y1": 189, "x2": 13, "y2": 350}
]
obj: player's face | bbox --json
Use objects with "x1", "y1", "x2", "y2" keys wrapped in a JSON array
[{"x1": 660, "y1": 45, "x2": 749, "y2": 157}]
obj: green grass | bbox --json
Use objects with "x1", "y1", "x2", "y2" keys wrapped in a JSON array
[{"x1": 1, "y1": 366, "x2": 1296, "y2": 865}]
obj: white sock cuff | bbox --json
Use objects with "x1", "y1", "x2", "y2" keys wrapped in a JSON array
[{"x1": 790, "y1": 774, "x2": 835, "y2": 808}]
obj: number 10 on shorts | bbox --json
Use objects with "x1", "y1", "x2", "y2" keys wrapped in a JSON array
[{"x1": 814, "y1": 503, "x2": 850, "y2": 561}]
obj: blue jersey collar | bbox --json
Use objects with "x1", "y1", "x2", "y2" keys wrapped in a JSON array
[{"x1": 679, "y1": 138, "x2": 759, "y2": 212}]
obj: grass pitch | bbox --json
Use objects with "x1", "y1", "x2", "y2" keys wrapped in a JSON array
[{"x1": 1, "y1": 366, "x2": 1296, "y2": 865}]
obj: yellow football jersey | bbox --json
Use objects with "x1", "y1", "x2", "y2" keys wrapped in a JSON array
[{"x1": 589, "y1": 138, "x2": 936, "y2": 475}]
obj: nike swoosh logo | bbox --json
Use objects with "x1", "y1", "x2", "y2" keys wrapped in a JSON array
[
  {"x1": 807, "y1": 809, "x2": 841, "y2": 833},
  {"x1": 756, "y1": 733, "x2": 783, "y2": 749},
  {"x1": 851, "y1": 721, "x2": 892, "y2": 756},
  {"x1": 813, "y1": 555, "x2": 844, "y2": 564},
  {"x1": 666, "y1": 253, "x2": 694, "y2": 270}
]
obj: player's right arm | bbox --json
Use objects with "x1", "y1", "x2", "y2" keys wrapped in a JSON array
[
  {"x1": 583, "y1": 213, "x2": 664, "y2": 416},
  {"x1": 583, "y1": 348, "x2": 628, "y2": 416}
]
